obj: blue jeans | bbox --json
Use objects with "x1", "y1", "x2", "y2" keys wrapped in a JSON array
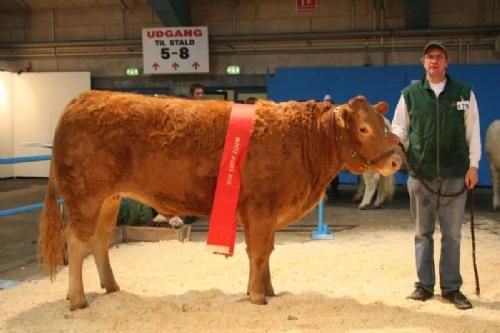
[{"x1": 407, "y1": 176, "x2": 468, "y2": 294}]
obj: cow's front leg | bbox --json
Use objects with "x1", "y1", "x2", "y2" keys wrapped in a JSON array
[
  {"x1": 374, "y1": 177, "x2": 388, "y2": 208},
  {"x1": 244, "y1": 220, "x2": 274, "y2": 305},
  {"x1": 263, "y1": 231, "x2": 276, "y2": 297},
  {"x1": 491, "y1": 166, "x2": 500, "y2": 211},
  {"x1": 352, "y1": 176, "x2": 365, "y2": 203},
  {"x1": 359, "y1": 172, "x2": 378, "y2": 209}
]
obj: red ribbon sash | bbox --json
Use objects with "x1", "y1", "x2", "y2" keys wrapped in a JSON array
[{"x1": 206, "y1": 103, "x2": 255, "y2": 256}]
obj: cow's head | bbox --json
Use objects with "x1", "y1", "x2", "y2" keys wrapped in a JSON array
[{"x1": 334, "y1": 96, "x2": 402, "y2": 176}]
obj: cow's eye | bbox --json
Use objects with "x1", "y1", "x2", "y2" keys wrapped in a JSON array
[{"x1": 359, "y1": 127, "x2": 369, "y2": 134}]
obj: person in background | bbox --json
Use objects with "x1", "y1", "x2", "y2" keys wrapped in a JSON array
[
  {"x1": 324, "y1": 94, "x2": 341, "y2": 198},
  {"x1": 245, "y1": 96, "x2": 257, "y2": 104},
  {"x1": 389, "y1": 41, "x2": 481, "y2": 310},
  {"x1": 190, "y1": 83, "x2": 205, "y2": 100}
]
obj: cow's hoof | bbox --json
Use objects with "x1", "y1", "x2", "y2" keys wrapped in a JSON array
[
  {"x1": 358, "y1": 204, "x2": 369, "y2": 210},
  {"x1": 102, "y1": 282, "x2": 120, "y2": 294},
  {"x1": 265, "y1": 289, "x2": 276, "y2": 297},
  {"x1": 374, "y1": 204, "x2": 384, "y2": 209},
  {"x1": 249, "y1": 294, "x2": 268, "y2": 305},
  {"x1": 69, "y1": 299, "x2": 88, "y2": 311}
]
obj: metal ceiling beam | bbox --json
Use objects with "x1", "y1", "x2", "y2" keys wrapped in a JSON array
[
  {"x1": 15, "y1": 0, "x2": 29, "y2": 12},
  {"x1": 119, "y1": 0, "x2": 129, "y2": 10},
  {"x1": 148, "y1": 0, "x2": 191, "y2": 27}
]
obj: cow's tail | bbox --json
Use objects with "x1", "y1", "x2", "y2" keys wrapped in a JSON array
[{"x1": 38, "y1": 161, "x2": 65, "y2": 280}]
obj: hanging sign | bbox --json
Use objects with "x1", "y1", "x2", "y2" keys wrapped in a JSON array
[{"x1": 142, "y1": 26, "x2": 209, "y2": 74}]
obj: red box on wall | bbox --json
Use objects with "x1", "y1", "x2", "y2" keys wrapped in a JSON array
[{"x1": 296, "y1": 0, "x2": 317, "y2": 13}]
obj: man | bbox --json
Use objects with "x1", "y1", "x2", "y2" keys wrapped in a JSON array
[
  {"x1": 323, "y1": 94, "x2": 334, "y2": 104},
  {"x1": 389, "y1": 41, "x2": 481, "y2": 310},
  {"x1": 190, "y1": 83, "x2": 205, "y2": 100}
]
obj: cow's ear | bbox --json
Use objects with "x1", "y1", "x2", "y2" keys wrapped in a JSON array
[
  {"x1": 334, "y1": 106, "x2": 350, "y2": 128},
  {"x1": 373, "y1": 102, "x2": 389, "y2": 115}
]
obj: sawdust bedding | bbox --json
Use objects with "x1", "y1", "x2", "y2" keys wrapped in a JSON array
[{"x1": 1, "y1": 219, "x2": 499, "y2": 333}]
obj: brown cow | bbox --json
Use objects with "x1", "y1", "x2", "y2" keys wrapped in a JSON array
[{"x1": 39, "y1": 91, "x2": 402, "y2": 310}]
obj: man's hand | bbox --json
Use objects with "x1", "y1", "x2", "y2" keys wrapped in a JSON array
[
  {"x1": 387, "y1": 132, "x2": 400, "y2": 147},
  {"x1": 465, "y1": 167, "x2": 479, "y2": 189}
]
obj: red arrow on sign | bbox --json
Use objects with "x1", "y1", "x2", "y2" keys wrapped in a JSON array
[
  {"x1": 192, "y1": 62, "x2": 200, "y2": 70},
  {"x1": 152, "y1": 62, "x2": 159, "y2": 71},
  {"x1": 172, "y1": 63, "x2": 180, "y2": 70}
]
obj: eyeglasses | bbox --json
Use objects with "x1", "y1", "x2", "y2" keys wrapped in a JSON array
[{"x1": 424, "y1": 54, "x2": 446, "y2": 61}]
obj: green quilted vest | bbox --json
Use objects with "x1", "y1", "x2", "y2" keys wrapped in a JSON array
[{"x1": 402, "y1": 75, "x2": 471, "y2": 180}]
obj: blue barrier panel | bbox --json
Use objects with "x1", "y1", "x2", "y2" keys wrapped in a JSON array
[
  {"x1": 0, "y1": 199, "x2": 63, "y2": 217},
  {"x1": 0, "y1": 155, "x2": 51, "y2": 164},
  {"x1": 267, "y1": 64, "x2": 500, "y2": 186}
]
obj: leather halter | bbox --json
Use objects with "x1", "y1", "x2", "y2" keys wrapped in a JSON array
[{"x1": 333, "y1": 108, "x2": 395, "y2": 171}]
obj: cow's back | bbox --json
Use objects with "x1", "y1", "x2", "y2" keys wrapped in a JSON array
[
  {"x1": 52, "y1": 91, "x2": 233, "y2": 214},
  {"x1": 52, "y1": 91, "x2": 332, "y2": 221}
]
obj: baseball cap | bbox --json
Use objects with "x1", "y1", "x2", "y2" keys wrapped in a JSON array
[
  {"x1": 324, "y1": 94, "x2": 332, "y2": 102},
  {"x1": 423, "y1": 40, "x2": 448, "y2": 57}
]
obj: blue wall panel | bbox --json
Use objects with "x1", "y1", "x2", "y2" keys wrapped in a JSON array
[{"x1": 267, "y1": 64, "x2": 500, "y2": 186}]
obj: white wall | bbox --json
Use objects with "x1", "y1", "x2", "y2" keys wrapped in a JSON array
[
  {"x1": 0, "y1": 72, "x2": 14, "y2": 178},
  {"x1": 11, "y1": 72, "x2": 90, "y2": 177}
]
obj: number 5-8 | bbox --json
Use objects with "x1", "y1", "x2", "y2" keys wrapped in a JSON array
[{"x1": 161, "y1": 47, "x2": 190, "y2": 60}]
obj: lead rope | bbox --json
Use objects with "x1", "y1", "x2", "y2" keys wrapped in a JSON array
[
  {"x1": 399, "y1": 143, "x2": 480, "y2": 296},
  {"x1": 469, "y1": 188, "x2": 480, "y2": 296}
]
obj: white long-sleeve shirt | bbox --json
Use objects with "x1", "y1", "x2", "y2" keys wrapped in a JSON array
[{"x1": 391, "y1": 80, "x2": 482, "y2": 168}]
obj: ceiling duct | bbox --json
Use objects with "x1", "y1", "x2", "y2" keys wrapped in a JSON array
[
  {"x1": 405, "y1": 0, "x2": 430, "y2": 29},
  {"x1": 148, "y1": 0, "x2": 191, "y2": 27}
]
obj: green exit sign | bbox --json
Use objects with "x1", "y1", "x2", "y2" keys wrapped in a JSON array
[
  {"x1": 126, "y1": 67, "x2": 140, "y2": 76},
  {"x1": 226, "y1": 65, "x2": 240, "y2": 75}
]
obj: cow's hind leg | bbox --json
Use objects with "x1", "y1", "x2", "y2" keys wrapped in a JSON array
[
  {"x1": 92, "y1": 194, "x2": 121, "y2": 293},
  {"x1": 243, "y1": 218, "x2": 275, "y2": 305},
  {"x1": 65, "y1": 216, "x2": 95, "y2": 310},
  {"x1": 65, "y1": 198, "x2": 106, "y2": 310}
]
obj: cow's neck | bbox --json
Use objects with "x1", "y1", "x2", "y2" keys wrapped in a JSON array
[{"x1": 303, "y1": 109, "x2": 343, "y2": 192}]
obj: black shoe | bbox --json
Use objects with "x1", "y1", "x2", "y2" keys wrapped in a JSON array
[
  {"x1": 442, "y1": 290, "x2": 473, "y2": 310},
  {"x1": 406, "y1": 287, "x2": 433, "y2": 301}
]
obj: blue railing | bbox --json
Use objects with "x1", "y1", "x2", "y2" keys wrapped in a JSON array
[
  {"x1": 0, "y1": 155, "x2": 52, "y2": 164},
  {"x1": 0, "y1": 154, "x2": 54, "y2": 217},
  {"x1": 1, "y1": 154, "x2": 333, "y2": 240}
]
